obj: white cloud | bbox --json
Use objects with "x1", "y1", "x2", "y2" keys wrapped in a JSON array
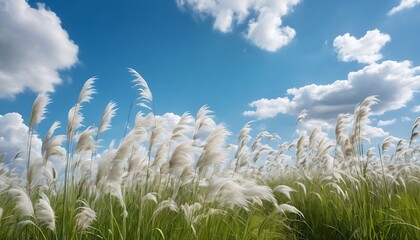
[
  {"x1": 388, "y1": 0, "x2": 420, "y2": 15},
  {"x1": 333, "y1": 29, "x2": 390, "y2": 64},
  {"x1": 176, "y1": 0, "x2": 300, "y2": 52},
  {"x1": 0, "y1": 113, "x2": 42, "y2": 163},
  {"x1": 364, "y1": 125, "x2": 389, "y2": 140},
  {"x1": 401, "y1": 116, "x2": 411, "y2": 122},
  {"x1": 412, "y1": 105, "x2": 420, "y2": 112},
  {"x1": 377, "y1": 118, "x2": 396, "y2": 127},
  {"x1": 0, "y1": 0, "x2": 78, "y2": 98},
  {"x1": 244, "y1": 60, "x2": 420, "y2": 131}
]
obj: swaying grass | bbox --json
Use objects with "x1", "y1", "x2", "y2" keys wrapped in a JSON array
[{"x1": 0, "y1": 69, "x2": 419, "y2": 239}]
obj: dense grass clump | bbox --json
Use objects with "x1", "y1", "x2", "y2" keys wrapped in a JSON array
[{"x1": 0, "y1": 70, "x2": 419, "y2": 239}]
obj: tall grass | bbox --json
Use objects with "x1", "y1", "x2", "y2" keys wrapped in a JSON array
[{"x1": 0, "y1": 69, "x2": 419, "y2": 239}]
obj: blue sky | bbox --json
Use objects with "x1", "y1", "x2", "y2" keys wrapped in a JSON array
[{"x1": 0, "y1": 0, "x2": 419, "y2": 155}]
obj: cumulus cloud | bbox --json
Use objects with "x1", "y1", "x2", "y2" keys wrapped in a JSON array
[
  {"x1": 388, "y1": 0, "x2": 420, "y2": 15},
  {"x1": 377, "y1": 119, "x2": 396, "y2": 127},
  {"x1": 333, "y1": 29, "x2": 391, "y2": 64},
  {"x1": 244, "y1": 60, "x2": 420, "y2": 132},
  {"x1": 0, "y1": 0, "x2": 78, "y2": 98},
  {"x1": 176, "y1": 0, "x2": 300, "y2": 52},
  {"x1": 412, "y1": 105, "x2": 420, "y2": 113},
  {"x1": 0, "y1": 113, "x2": 42, "y2": 164}
]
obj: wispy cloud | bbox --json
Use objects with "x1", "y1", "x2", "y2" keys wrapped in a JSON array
[
  {"x1": 401, "y1": 116, "x2": 411, "y2": 122},
  {"x1": 388, "y1": 0, "x2": 420, "y2": 15},
  {"x1": 0, "y1": 0, "x2": 78, "y2": 99},
  {"x1": 333, "y1": 29, "x2": 390, "y2": 64},
  {"x1": 176, "y1": 0, "x2": 300, "y2": 52},
  {"x1": 377, "y1": 119, "x2": 396, "y2": 127},
  {"x1": 244, "y1": 60, "x2": 420, "y2": 129},
  {"x1": 412, "y1": 105, "x2": 420, "y2": 113}
]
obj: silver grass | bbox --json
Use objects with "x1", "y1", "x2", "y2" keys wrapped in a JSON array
[
  {"x1": 35, "y1": 192, "x2": 55, "y2": 231},
  {"x1": 153, "y1": 199, "x2": 178, "y2": 218},
  {"x1": 78, "y1": 77, "x2": 97, "y2": 104},
  {"x1": 206, "y1": 177, "x2": 249, "y2": 210},
  {"x1": 382, "y1": 136, "x2": 393, "y2": 153},
  {"x1": 274, "y1": 185, "x2": 297, "y2": 200},
  {"x1": 181, "y1": 202, "x2": 202, "y2": 225},
  {"x1": 296, "y1": 109, "x2": 308, "y2": 124},
  {"x1": 410, "y1": 117, "x2": 420, "y2": 147},
  {"x1": 238, "y1": 122, "x2": 252, "y2": 148},
  {"x1": 309, "y1": 128, "x2": 320, "y2": 151},
  {"x1": 169, "y1": 141, "x2": 199, "y2": 177},
  {"x1": 127, "y1": 146, "x2": 147, "y2": 175},
  {"x1": 30, "y1": 92, "x2": 51, "y2": 128},
  {"x1": 131, "y1": 112, "x2": 150, "y2": 141},
  {"x1": 129, "y1": 68, "x2": 153, "y2": 106},
  {"x1": 241, "y1": 180, "x2": 276, "y2": 205},
  {"x1": 234, "y1": 122, "x2": 252, "y2": 171},
  {"x1": 75, "y1": 201, "x2": 97, "y2": 231},
  {"x1": 28, "y1": 157, "x2": 45, "y2": 188},
  {"x1": 43, "y1": 121, "x2": 60, "y2": 145},
  {"x1": 9, "y1": 187, "x2": 34, "y2": 219},
  {"x1": 42, "y1": 121, "x2": 65, "y2": 162},
  {"x1": 296, "y1": 182, "x2": 307, "y2": 196},
  {"x1": 171, "y1": 112, "x2": 194, "y2": 141},
  {"x1": 141, "y1": 112, "x2": 155, "y2": 128},
  {"x1": 142, "y1": 192, "x2": 158, "y2": 204},
  {"x1": 149, "y1": 118, "x2": 166, "y2": 152},
  {"x1": 194, "y1": 105, "x2": 214, "y2": 139},
  {"x1": 76, "y1": 127, "x2": 95, "y2": 154},
  {"x1": 67, "y1": 104, "x2": 84, "y2": 137},
  {"x1": 351, "y1": 96, "x2": 378, "y2": 147},
  {"x1": 251, "y1": 144, "x2": 272, "y2": 164},
  {"x1": 251, "y1": 131, "x2": 270, "y2": 152},
  {"x1": 274, "y1": 203, "x2": 304, "y2": 219},
  {"x1": 95, "y1": 147, "x2": 117, "y2": 187},
  {"x1": 196, "y1": 124, "x2": 229, "y2": 170},
  {"x1": 151, "y1": 141, "x2": 169, "y2": 171},
  {"x1": 335, "y1": 114, "x2": 347, "y2": 146},
  {"x1": 42, "y1": 135, "x2": 65, "y2": 163},
  {"x1": 98, "y1": 101, "x2": 117, "y2": 134}
]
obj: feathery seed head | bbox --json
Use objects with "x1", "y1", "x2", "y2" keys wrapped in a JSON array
[
  {"x1": 78, "y1": 77, "x2": 97, "y2": 104},
  {"x1": 30, "y1": 92, "x2": 50, "y2": 128},
  {"x1": 35, "y1": 192, "x2": 55, "y2": 231},
  {"x1": 98, "y1": 101, "x2": 117, "y2": 134}
]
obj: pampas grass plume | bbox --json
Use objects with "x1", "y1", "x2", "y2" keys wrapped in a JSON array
[{"x1": 35, "y1": 192, "x2": 55, "y2": 231}]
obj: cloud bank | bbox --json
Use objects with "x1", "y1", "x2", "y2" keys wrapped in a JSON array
[
  {"x1": 0, "y1": 113, "x2": 42, "y2": 163},
  {"x1": 0, "y1": 0, "x2": 78, "y2": 98},
  {"x1": 244, "y1": 60, "x2": 420, "y2": 129},
  {"x1": 333, "y1": 29, "x2": 390, "y2": 64},
  {"x1": 176, "y1": 0, "x2": 300, "y2": 52}
]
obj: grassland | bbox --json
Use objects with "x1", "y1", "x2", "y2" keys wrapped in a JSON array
[{"x1": 0, "y1": 70, "x2": 419, "y2": 239}]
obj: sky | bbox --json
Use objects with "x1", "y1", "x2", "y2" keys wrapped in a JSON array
[{"x1": 0, "y1": 0, "x2": 420, "y2": 161}]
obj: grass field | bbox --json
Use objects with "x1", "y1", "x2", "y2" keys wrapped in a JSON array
[{"x1": 0, "y1": 70, "x2": 419, "y2": 239}]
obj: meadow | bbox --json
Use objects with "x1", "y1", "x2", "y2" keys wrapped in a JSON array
[{"x1": 0, "y1": 69, "x2": 419, "y2": 239}]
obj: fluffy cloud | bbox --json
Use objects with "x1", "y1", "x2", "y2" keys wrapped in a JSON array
[
  {"x1": 176, "y1": 0, "x2": 300, "y2": 52},
  {"x1": 377, "y1": 119, "x2": 396, "y2": 127},
  {"x1": 388, "y1": 0, "x2": 420, "y2": 15},
  {"x1": 333, "y1": 29, "x2": 390, "y2": 64},
  {"x1": 0, "y1": 113, "x2": 42, "y2": 164},
  {"x1": 412, "y1": 105, "x2": 420, "y2": 113},
  {"x1": 244, "y1": 60, "x2": 420, "y2": 130},
  {"x1": 0, "y1": 0, "x2": 78, "y2": 98}
]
